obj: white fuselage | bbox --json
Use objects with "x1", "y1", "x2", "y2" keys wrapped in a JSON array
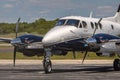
[{"x1": 42, "y1": 16, "x2": 120, "y2": 46}]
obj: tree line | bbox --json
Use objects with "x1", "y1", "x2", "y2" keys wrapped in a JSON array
[{"x1": 0, "y1": 18, "x2": 58, "y2": 35}]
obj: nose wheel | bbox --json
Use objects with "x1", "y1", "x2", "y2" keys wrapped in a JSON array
[
  {"x1": 43, "y1": 59, "x2": 52, "y2": 73},
  {"x1": 113, "y1": 58, "x2": 120, "y2": 71},
  {"x1": 43, "y1": 48, "x2": 52, "y2": 73}
]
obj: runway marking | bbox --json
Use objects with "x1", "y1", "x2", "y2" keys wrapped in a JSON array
[
  {"x1": 0, "y1": 60, "x2": 113, "y2": 65},
  {"x1": 38, "y1": 71, "x2": 44, "y2": 74}
]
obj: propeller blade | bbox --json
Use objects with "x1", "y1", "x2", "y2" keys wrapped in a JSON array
[
  {"x1": 73, "y1": 51, "x2": 76, "y2": 59},
  {"x1": 82, "y1": 50, "x2": 88, "y2": 64},
  {"x1": 13, "y1": 47, "x2": 17, "y2": 67},
  {"x1": 13, "y1": 18, "x2": 20, "y2": 67},
  {"x1": 93, "y1": 18, "x2": 102, "y2": 36},
  {"x1": 15, "y1": 18, "x2": 20, "y2": 38},
  {"x1": 98, "y1": 18, "x2": 102, "y2": 24}
]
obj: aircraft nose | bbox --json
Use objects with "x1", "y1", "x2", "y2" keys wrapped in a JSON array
[
  {"x1": 42, "y1": 26, "x2": 77, "y2": 46},
  {"x1": 42, "y1": 31, "x2": 57, "y2": 46},
  {"x1": 42, "y1": 27, "x2": 63, "y2": 46}
]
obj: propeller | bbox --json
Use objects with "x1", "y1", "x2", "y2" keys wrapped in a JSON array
[
  {"x1": 93, "y1": 18, "x2": 102, "y2": 36},
  {"x1": 15, "y1": 18, "x2": 20, "y2": 38},
  {"x1": 13, "y1": 47, "x2": 17, "y2": 67},
  {"x1": 13, "y1": 18, "x2": 20, "y2": 67},
  {"x1": 81, "y1": 50, "x2": 88, "y2": 64},
  {"x1": 81, "y1": 18, "x2": 102, "y2": 64}
]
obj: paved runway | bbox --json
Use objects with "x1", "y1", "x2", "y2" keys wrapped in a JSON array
[{"x1": 0, "y1": 60, "x2": 120, "y2": 80}]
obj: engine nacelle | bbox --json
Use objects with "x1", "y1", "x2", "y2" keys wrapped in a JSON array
[
  {"x1": 52, "y1": 50, "x2": 67, "y2": 56},
  {"x1": 85, "y1": 37, "x2": 100, "y2": 51}
]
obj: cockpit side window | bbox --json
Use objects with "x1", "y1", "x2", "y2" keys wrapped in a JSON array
[
  {"x1": 66, "y1": 19, "x2": 79, "y2": 27},
  {"x1": 56, "y1": 19, "x2": 66, "y2": 26},
  {"x1": 82, "y1": 21, "x2": 87, "y2": 28},
  {"x1": 79, "y1": 23, "x2": 82, "y2": 28}
]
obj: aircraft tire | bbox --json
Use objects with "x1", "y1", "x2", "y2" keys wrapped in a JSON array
[
  {"x1": 43, "y1": 60, "x2": 52, "y2": 73},
  {"x1": 113, "y1": 59, "x2": 120, "y2": 71}
]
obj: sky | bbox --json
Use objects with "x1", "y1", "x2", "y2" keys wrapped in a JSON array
[{"x1": 0, "y1": 0, "x2": 119, "y2": 23}]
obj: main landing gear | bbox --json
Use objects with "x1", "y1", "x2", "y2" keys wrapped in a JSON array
[
  {"x1": 43, "y1": 48, "x2": 52, "y2": 73},
  {"x1": 113, "y1": 58, "x2": 120, "y2": 71}
]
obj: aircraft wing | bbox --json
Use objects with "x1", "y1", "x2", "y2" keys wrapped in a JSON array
[
  {"x1": 98, "y1": 39, "x2": 120, "y2": 53},
  {"x1": 0, "y1": 38, "x2": 12, "y2": 43}
]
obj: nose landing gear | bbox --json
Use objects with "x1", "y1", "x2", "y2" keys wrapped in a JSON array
[
  {"x1": 43, "y1": 59, "x2": 52, "y2": 73},
  {"x1": 43, "y1": 48, "x2": 52, "y2": 73}
]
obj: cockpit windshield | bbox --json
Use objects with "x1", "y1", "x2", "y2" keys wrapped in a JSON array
[
  {"x1": 56, "y1": 19, "x2": 66, "y2": 26},
  {"x1": 56, "y1": 19, "x2": 79, "y2": 27},
  {"x1": 66, "y1": 19, "x2": 79, "y2": 27}
]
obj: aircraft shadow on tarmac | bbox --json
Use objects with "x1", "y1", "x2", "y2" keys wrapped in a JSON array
[
  {"x1": 0, "y1": 65, "x2": 117, "y2": 74},
  {"x1": 0, "y1": 68, "x2": 42, "y2": 73},
  {"x1": 52, "y1": 66, "x2": 115, "y2": 74}
]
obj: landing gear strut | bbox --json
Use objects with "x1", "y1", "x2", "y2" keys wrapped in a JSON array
[
  {"x1": 113, "y1": 58, "x2": 120, "y2": 71},
  {"x1": 43, "y1": 48, "x2": 52, "y2": 73}
]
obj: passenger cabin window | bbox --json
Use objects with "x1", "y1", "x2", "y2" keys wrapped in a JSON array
[
  {"x1": 95, "y1": 22, "x2": 98, "y2": 29},
  {"x1": 111, "y1": 25, "x2": 114, "y2": 30},
  {"x1": 91, "y1": 22, "x2": 94, "y2": 29},
  {"x1": 56, "y1": 19, "x2": 66, "y2": 26},
  {"x1": 82, "y1": 21, "x2": 87, "y2": 28},
  {"x1": 66, "y1": 19, "x2": 79, "y2": 27},
  {"x1": 99, "y1": 23, "x2": 102, "y2": 29}
]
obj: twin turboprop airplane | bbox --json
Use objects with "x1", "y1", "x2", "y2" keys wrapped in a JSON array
[
  {"x1": 42, "y1": 4, "x2": 120, "y2": 73},
  {"x1": 0, "y1": 4, "x2": 120, "y2": 73}
]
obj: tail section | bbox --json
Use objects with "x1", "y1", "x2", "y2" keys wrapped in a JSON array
[
  {"x1": 117, "y1": 4, "x2": 120, "y2": 12},
  {"x1": 104, "y1": 4, "x2": 120, "y2": 24}
]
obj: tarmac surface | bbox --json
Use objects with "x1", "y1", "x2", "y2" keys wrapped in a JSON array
[{"x1": 0, "y1": 60, "x2": 120, "y2": 80}]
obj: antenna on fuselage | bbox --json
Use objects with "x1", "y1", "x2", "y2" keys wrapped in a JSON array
[{"x1": 89, "y1": 11, "x2": 93, "y2": 18}]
